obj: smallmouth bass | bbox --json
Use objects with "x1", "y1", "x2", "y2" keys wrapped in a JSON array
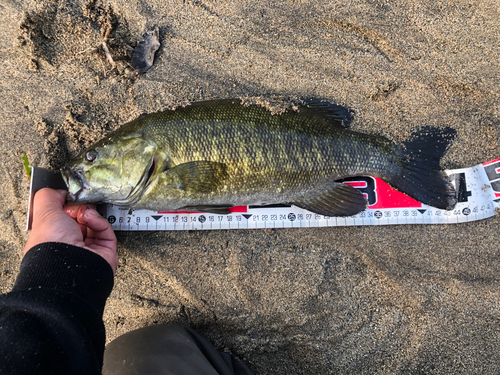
[{"x1": 62, "y1": 99, "x2": 457, "y2": 216}]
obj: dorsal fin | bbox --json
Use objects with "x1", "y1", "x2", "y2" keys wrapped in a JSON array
[
  {"x1": 176, "y1": 98, "x2": 352, "y2": 128},
  {"x1": 297, "y1": 98, "x2": 352, "y2": 129}
]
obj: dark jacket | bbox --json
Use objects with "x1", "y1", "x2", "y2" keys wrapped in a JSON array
[{"x1": 0, "y1": 243, "x2": 114, "y2": 375}]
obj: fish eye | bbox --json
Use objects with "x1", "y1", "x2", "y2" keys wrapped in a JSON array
[{"x1": 85, "y1": 150, "x2": 98, "y2": 163}]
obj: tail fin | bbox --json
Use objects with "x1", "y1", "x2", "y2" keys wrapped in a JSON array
[{"x1": 388, "y1": 127, "x2": 457, "y2": 210}]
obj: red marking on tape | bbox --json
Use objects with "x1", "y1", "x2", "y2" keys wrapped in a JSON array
[
  {"x1": 482, "y1": 158, "x2": 500, "y2": 166},
  {"x1": 229, "y1": 206, "x2": 248, "y2": 213},
  {"x1": 369, "y1": 178, "x2": 422, "y2": 209},
  {"x1": 344, "y1": 181, "x2": 367, "y2": 188}
]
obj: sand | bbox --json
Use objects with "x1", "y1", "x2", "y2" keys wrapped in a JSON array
[{"x1": 1, "y1": 0, "x2": 499, "y2": 373}]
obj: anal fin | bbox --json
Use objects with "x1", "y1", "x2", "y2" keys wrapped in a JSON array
[{"x1": 292, "y1": 183, "x2": 367, "y2": 217}]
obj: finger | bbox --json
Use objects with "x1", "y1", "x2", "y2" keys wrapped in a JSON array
[
  {"x1": 76, "y1": 204, "x2": 97, "y2": 223},
  {"x1": 86, "y1": 228, "x2": 117, "y2": 251},
  {"x1": 63, "y1": 203, "x2": 83, "y2": 219},
  {"x1": 78, "y1": 223, "x2": 88, "y2": 238},
  {"x1": 79, "y1": 209, "x2": 118, "y2": 274},
  {"x1": 79, "y1": 208, "x2": 117, "y2": 245},
  {"x1": 85, "y1": 226, "x2": 117, "y2": 253},
  {"x1": 33, "y1": 188, "x2": 67, "y2": 220}
]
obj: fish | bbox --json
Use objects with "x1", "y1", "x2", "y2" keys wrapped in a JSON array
[{"x1": 61, "y1": 99, "x2": 457, "y2": 216}]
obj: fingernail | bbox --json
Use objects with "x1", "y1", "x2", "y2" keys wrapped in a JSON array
[
  {"x1": 84, "y1": 209, "x2": 101, "y2": 219},
  {"x1": 57, "y1": 189, "x2": 68, "y2": 198}
]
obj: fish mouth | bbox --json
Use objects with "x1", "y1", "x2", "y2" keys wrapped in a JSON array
[{"x1": 61, "y1": 167, "x2": 86, "y2": 201}]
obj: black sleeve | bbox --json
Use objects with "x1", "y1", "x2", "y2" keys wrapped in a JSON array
[{"x1": 0, "y1": 242, "x2": 114, "y2": 375}]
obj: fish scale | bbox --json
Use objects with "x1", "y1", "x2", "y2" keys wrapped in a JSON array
[
  {"x1": 141, "y1": 107, "x2": 387, "y2": 187},
  {"x1": 62, "y1": 99, "x2": 457, "y2": 216}
]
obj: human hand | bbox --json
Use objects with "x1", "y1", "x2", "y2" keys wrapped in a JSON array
[{"x1": 24, "y1": 188, "x2": 118, "y2": 273}]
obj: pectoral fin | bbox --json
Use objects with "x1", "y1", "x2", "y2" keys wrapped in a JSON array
[
  {"x1": 167, "y1": 161, "x2": 229, "y2": 193},
  {"x1": 292, "y1": 183, "x2": 367, "y2": 217}
]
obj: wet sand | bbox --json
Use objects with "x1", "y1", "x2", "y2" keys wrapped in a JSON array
[{"x1": 0, "y1": 0, "x2": 499, "y2": 373}]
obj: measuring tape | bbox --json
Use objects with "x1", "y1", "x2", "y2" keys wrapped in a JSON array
[{"x1": 101, "y1": 158, "x2": 500, "y2": 231}]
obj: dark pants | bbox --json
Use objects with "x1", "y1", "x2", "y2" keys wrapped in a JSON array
[{"x1": 102, "y1": 323, "x2": 253, "y2": 375}]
